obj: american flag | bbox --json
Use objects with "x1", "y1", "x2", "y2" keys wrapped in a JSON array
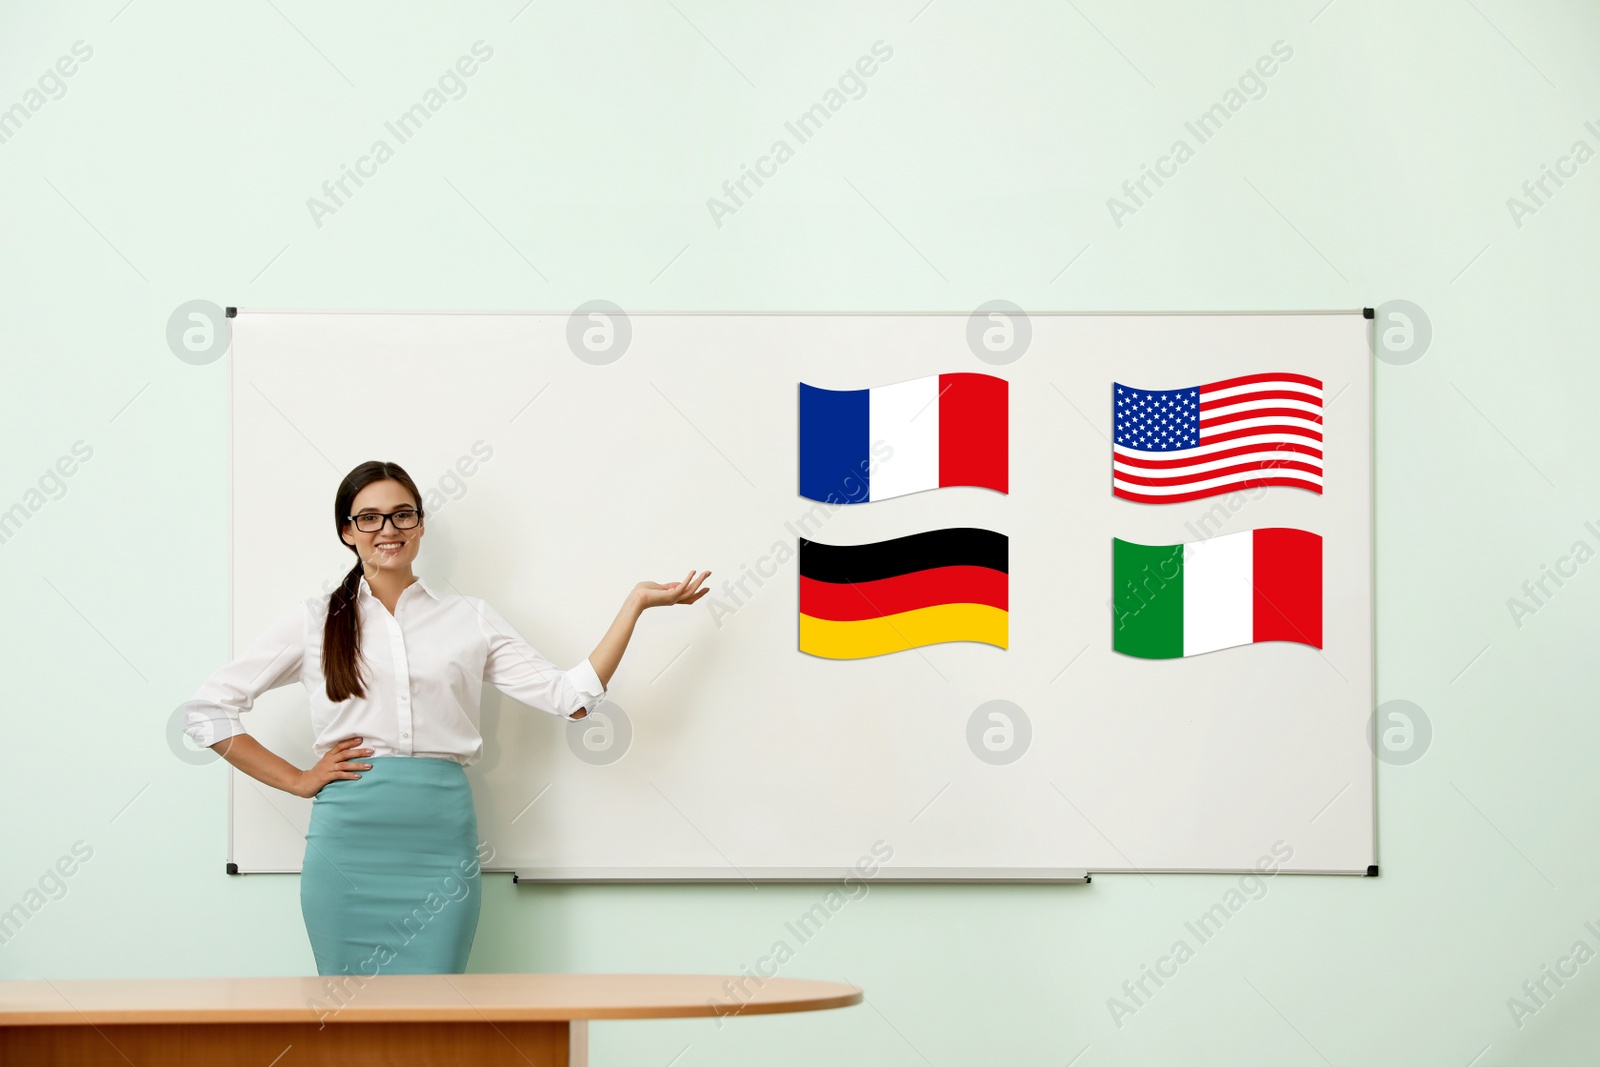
[{"x1": 1112, "y1": 373, "x2": 1323, "y2": 504}]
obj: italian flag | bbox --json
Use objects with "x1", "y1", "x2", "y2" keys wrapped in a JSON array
[{"x1": 1112, "y1": 528, "x2": 1322, "y2": 659}]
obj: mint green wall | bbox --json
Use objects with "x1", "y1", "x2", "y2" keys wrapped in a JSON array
[{"x1": 3, "y1": 1, "x2": 1597, "y2": 1062}]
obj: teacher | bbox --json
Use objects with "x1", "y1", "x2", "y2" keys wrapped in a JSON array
[{"x1": 180, "y1": 460, "x2": 708, "y2": 977}]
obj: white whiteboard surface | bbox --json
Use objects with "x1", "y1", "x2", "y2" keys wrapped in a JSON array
[{"x1": 226, "y1": 310, "x2": 1374, "y2": 878}]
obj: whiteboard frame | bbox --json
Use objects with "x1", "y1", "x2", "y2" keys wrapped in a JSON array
[{"x1": 222, "y1": 307, "x2": 1377, "y2": 882}]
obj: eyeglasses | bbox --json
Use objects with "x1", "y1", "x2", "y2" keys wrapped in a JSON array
[{"x1": 348, "y1": 508, "x2": 422, "y2": 533}]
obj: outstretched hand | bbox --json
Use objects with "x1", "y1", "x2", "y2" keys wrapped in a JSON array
[
  {"x1": 589, "y1": 570, "x2": 714, "y2": 688},
  {"x1": 633, "y1": 569, "x2": 711, "y2": 610}
]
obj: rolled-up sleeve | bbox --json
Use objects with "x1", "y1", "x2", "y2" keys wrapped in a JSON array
[
  {"x1": 476, "y1": 598, "x2": 606, "y2": 721},
  {"x1": 180, "y1": 601, "x2": 308, "y2": 748}
]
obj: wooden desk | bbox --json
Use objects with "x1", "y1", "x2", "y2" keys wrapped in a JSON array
[{"x1": 0, "y1": 973, "x2": 863, "y2": 1066}]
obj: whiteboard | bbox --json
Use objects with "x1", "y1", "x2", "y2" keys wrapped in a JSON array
[{"x1": 226, "y1": 309, "x2": 1374, "y2": 878}]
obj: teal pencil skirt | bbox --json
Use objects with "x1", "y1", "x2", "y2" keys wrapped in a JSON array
[{"x1": 300, "y1": 755, "x2": 482, "y2": 977}]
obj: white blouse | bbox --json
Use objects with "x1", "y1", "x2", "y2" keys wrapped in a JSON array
[{"x1": 181, "y1": 575, "x2": 605, "y2": 767}]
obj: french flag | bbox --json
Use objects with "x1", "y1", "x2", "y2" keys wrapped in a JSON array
[{"x1": 799, "y1": 373, "x2": 1008, "y2": 503}]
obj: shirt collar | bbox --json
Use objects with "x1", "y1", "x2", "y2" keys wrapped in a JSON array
[{"x1": 357, "y1": 575, "x2": 438, "y2": 602}]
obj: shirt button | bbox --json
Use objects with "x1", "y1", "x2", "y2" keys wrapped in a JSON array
[{"x1": 401, "y1": 732, "x2": 410, "y2": 739}]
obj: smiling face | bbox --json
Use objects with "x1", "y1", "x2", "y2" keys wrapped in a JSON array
[{"x1": 340, "y1": 479, "x2": 424, "y2": 573}]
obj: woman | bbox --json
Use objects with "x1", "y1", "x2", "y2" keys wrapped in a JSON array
[{"x1": 181, "y1": 460, "x2": 708, "y2": 977}]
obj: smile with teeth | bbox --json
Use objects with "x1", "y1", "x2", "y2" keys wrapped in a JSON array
[{"x1": 376, "y1": 541, "x2": 404, "y2": 554}]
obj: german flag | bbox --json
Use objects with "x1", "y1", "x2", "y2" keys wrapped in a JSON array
[{"x1": 799, "y1": 528, "x2": 1008, "y2": 659}]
